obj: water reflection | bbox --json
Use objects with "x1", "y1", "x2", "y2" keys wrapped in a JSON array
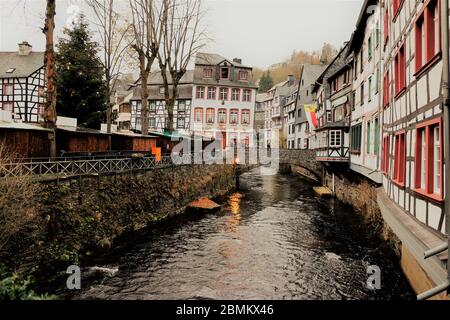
[
  {"x1": 73, "y1": 169, "x2": 414, "y2": 300},
  {"x1": 223, "y1": 193, "x2": 242, "y2": 233}
]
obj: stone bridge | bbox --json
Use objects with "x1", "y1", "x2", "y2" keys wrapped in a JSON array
[{"x1": 278, "y1": 149, "x2": 322, "y2": 182}]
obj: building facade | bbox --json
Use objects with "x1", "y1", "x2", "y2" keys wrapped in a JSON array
[
  {"x1": 294, "y1": 64, "x2": 328, "y2": 150},
  {"x1": 313, "y1": 43, "x2": 353, "y2": 162},
  {"x1": 191, "y1": 53, "x2": 258, "y2": 147},
  {"x1": 130, "y1": 71, "x2": 193, "y2": 136},
  {"x1": 381, "y1": 0, "x2": 446, "y2": 235},
  {"x1": 263, "y1": 76, "x2": 297, "y2": 148},
  {"x1": 348, "y1": 0, "x2": 384, "y2": 183},
  {"x1": 0, "y1": 42, "x2": 45, "y2": 123}
]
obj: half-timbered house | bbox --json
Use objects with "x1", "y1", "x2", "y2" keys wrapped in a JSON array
[
  {"x1": 294, "y1": 64, "x2": 328, "y2": 150},
  {"x1": 381, "y1": 0, "x2": 445, "y2": 235},
  {"x1": 348, "y1": 0, "x2": 383, "y2": 183},
  {"x1": 0, "y1": 42, "x2": 45, "y2": 123},
  {"x1": 130, "y1": 71, "x2": 193, "y2": 136},
  {"x1": 313, "y1": 43, "x2": 353, "y2": 162}
]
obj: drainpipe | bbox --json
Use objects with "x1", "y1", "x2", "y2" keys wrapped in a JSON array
[{"x1": 442, "y1": 0, "x2": 450, "y2": 294}]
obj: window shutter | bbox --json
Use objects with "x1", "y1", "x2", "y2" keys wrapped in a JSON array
[
  {"x1": 230, "y1": 66, "x2": 235, "y2": 81},
  {"x1": 215, "y1": 66, "x2": 220, "y2": 81}
]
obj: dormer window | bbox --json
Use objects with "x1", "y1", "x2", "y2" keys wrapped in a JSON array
[
  {"x1": 239, "y1": 70, "x2": 248, "y2": 80},
  {"x1": 203, "y1": 68, "x2": 213, "y2": 78},
  {"x1": 6, "y1": 68, "x2": 15, "y2": 74},
  {"x1": 220, "y1": 67, "x2": 230, "y2": 79}
]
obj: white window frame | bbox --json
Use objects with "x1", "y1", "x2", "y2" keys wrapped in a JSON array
[{"x1": 329, "y1": 130, "x2": 342, "y2": 148}]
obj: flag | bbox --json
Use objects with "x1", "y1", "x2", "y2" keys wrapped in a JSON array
[{"x1": 304, "y1": 104, "x2": 318, "y2": 129}]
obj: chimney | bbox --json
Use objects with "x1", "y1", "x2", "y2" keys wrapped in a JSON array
[
  {"x1": 288, "y1": 74, "x2": 295, "y2": 86},
  {"x1": 18, "y1": 41, "x2": 32, "y2": 56},
  {"x1": 233, "y1": 58, "x2": 242, "y2": 65}
]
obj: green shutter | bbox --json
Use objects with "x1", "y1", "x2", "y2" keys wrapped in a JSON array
[{"x1": 374, "y1": 118, "x2": 380, "y2": 155}]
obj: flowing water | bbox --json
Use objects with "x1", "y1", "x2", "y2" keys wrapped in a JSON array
[{"x1": 73, "y1": 169, "x2": 414, "y2": 300}]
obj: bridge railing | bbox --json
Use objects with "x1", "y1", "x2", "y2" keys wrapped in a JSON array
[{"x1": 0, "y1": 148, "x2": 310, "y2": 178}]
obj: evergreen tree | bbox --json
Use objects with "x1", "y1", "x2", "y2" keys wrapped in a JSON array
[
  {"x1": 56, "y1": 15, "x2": 106, "y2": 129},
  {"x1": 258, "y1": 71, "x2": 274, "y2": 93}
]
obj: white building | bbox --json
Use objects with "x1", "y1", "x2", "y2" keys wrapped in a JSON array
[
  {"x1": 191, "y1": 53, "x2": 258, "y2": 147},
  {"x1": 0, "y1": 41, "x2": 45, "y2": 123}
]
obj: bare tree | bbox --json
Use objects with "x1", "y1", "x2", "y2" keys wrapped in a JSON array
[
  {"x1": 87, "y1": 0, "x2": 131, "y2": 137},
  {"x1": 128, "y1": 0, "x2": 166, "y2": 135},
  {"x1": 43, "y1": 0, "x2": 57, "y2": 157},
  {"x1": 157, "y1": 0, "x2": 205, "y2": 132}
]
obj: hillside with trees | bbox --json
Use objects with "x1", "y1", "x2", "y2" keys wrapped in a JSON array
[{"x1": 254, "y1": 43, "x2": 338, "y2": 86}]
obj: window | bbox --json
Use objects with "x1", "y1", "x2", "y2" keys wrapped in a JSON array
[
  {"x1": 218, "y1": 109, "x2": 227, "y2": 124},
  {"x1": 4, "y1": 84, "x2": 13, "y2": 95},
  {"x1": 368, "y1": 36, "x2": 372, "y2": 61},
  {"x1": 220, "y1": 67, "x2": 230, "y2": 79},
  {"x1": 329, "y1": 130, "x2": 342, "y2": 147},
  {"x1": 2, "y1": 102, "x2": 13, "y2": 112},
  {"x1": 374, "y1": 117, "x2": 380, "y2": 155},
  {"x1": 351, "y1": 124, "x2": 362, "y2": 153},
  {"x1": 415, "y1": 0, "x2": 440, "y2": 74},
  {"x1": 178, "y1": 101, "x2": 186, "y2": 112},
  {"x1": 159, "y1": 87, "x2": 165, "y2": 94},
  {"x1": 231, "y1": 88, "x2": 240, "y2": 101},
  {"x1": 149, "y1": 101, "x2": 156, "y2": 113},
  {"x1": 360, "y1": 50, "x2": 364, "y2": 73},
  {"x1": 384, "y1": 7, "x2": 389, "y2": 44},
  {"x1": 239, "y1": 70, "x2": 248, "y2": 80},
  {"x1": 241, "y1": 109, "x2": 250, "y2": 125},
  {"x1": 376, "y1": 22, "x2": 380, "y2": 47},
  {"x1": 393, "y1": 0, "x2": 404, "y2": 20},
  {"x1": 206, "y1": 108, "x2": 215, "y2": 124},
  {"x1": 352, "y1": 91, "x2": 356, "y2": 111},
  {"x1": 243, "y1": 89, "x2": 252, "y2": 102},
  {"x1": 394, "y1": 44, "x2": 406, "y2": 96},
  {"x1": 6, "y1": 68, "x2": 15, "y2": 74},
  {"x1": 149, "y1": 117, "x2": 156, "y2": 128},
  {"x1": 194, "y1": 108, "x2": 203, "y2": 123},
  {"x1": 415, "y1": 118, "x2": 443, "y2": 200},
  {"x1": 207, "y1": 87, "x2": 216, "y2": 100},
  {"x1": 368, "y1": 76, "x2": 372, "y2": 102},
  {"x1": 196, "y1": 86, "x2": 205, "y2": 99},
  {"x1": 393, "y1": 132, "x2": 406, "y2": 186},
  {"x1": 383, "y1": 71, "x2": 390, "y2": 107},
  {"x1": 326, "y1": 111, "x2": 332, "y2": 123},
  {"x1": 204, "y1": 68, "x2": 213, "y2": 78},
  {"x1": 219, "y1": 88, "x2": 229, "y2": 101},
  {"x1": 177, "y1": 117, "x2": 185, "y2": 129},
  {"x1": 366, "y1": 121, "x2": 371, "y2": 154},
  {"x1": 230, "y1": 109, "x2": 239, "y2": 125},
  {"x1": 360, "y1": 83, "x2": 364, "y2": 106},
  {"x1": 382, "y1": 136, "x2": 390, "y2": 174},
  {"x1": 376, "y1": 64, "x2": 380, "y2": 93}
]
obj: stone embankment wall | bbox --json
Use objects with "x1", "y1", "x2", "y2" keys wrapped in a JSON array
[
  {"x1": 4, "y1": 164, "x2": 236, "y2": 289},
  {"x1": 321, "y1": 166, "x2": 402, "y2": 254}
]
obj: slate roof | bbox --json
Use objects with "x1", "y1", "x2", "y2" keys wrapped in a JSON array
[
  {"x1": 134, "y1": 70, "x2": 194, "y2": 86},
  {"x1": 0, "y1": 52, "x2": 44, "y2": 78},
  {"x1": 195, "y1": 52, "x2": 250, "y2": 69}
]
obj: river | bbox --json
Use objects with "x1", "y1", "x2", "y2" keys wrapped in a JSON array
[{"x1": 73, "y1": 168, "x2": 414, "y2": 300}]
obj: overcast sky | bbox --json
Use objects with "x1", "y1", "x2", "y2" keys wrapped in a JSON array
[{"x1": 0, "y1": 0, "x2": 363, "y2": 69}]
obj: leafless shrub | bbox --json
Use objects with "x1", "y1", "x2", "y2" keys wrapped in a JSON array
[{"x1": 0, "y1": 144, "x2": 40, "y2": 252}]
